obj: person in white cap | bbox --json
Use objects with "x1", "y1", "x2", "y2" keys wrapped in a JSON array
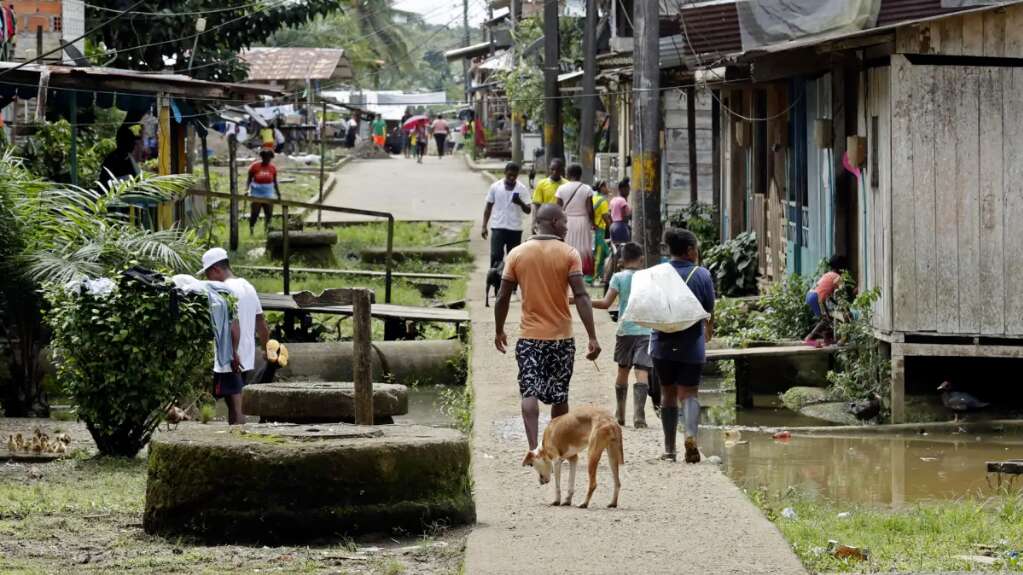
[{"x1": 199, "y1": 247, "x2": 268, "y2": 424}]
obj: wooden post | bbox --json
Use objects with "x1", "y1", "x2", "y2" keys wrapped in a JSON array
[
  {"x1": 632, "y1": 0, "x2": 662, "y2": 268},
  {"x1": 687, "y1": 88, "x2": 698, "y2": 205},
  {"x1": 282, "y1": 204, "x2": 290, "y2": 295},
  {"x1": 352, "y1": 288, "x2": 374, "y2": 425},
  {"x1": 734, "y1": 359, "x2": 753, "y2": 408},
  {"x1": 712, "y1": 89, "x2": 721, "y2": 233},
  {"x1": 318, "y1": 100, "x2": 326, "y2": 226},
  {"x1": 890, "y1": 343, "x2": 906, "y2": 423},
  {"x1": 227, "y1": 133, "x2": 239, "y2": 251},
  {"x1": 579, "y1": 0, "x2": 597, "y2": 181},
  {"x1": 69, "y1": 93, "x2": 78, "y2": 187},
  {"x1": 543, "y1": 0, "x2": 563, "y2": 161}
]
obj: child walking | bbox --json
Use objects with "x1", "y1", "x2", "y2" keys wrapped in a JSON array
[{"x1": 592, "y1": 242, "x2": 655, "y2": 428}]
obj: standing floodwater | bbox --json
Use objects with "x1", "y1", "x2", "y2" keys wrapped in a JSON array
[{"x1": 703, "y1": 430, "x2": 1023, "y2": 506}]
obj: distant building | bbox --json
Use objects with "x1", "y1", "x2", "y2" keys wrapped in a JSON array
[{"x1": 8, "y1": 0, "x2": 85, "y2": 63}]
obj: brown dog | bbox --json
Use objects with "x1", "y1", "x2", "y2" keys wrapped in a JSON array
[{"x1": 522, "y1": 405, "x2": 623, "y2": 508}]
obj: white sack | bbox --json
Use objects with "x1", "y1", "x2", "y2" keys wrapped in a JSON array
[{"x1": 622, "y1": 263, "x2": 710, "y2": 333}]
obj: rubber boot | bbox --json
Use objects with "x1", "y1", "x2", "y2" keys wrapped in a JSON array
[
  {"x1": 660, "y1": 406, "x2": 679, "y2": 461},
  {"x1": 614, "y1": 384, "x2": 628, "y2": 426},
  {"x1": 633, "y1": 382, "x2": 649, "y2": 428},
  {"x1": 683, "y1": 396, "x2": 701, "y2": 464}
]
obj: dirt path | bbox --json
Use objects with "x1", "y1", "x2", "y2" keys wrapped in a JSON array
[
  {"x1": 463, "y1": 171, "x2": 806, "y2": 574},
  {"x1": 313, "y1": 154, "x2": 490, "y2": 223}
]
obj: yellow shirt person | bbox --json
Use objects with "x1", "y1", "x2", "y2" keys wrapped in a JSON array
[{"x1": 531, "y1": 177, "x2": 561, "y2": 205}]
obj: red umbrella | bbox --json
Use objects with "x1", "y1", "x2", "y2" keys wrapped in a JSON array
[{"x1": 402, "y1": 115, "x2": 429, "y2": 131}]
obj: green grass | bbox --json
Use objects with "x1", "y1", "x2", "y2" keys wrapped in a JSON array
[
  {"x1": 199, "y1": 219, "x2": 471, "y2": 341},
  {"x1": 0, "y1": 457, "x2": 145, "y2": 521},
  {"x1": 750, "y1": 488, "x2": 1023, "y2": 572}
]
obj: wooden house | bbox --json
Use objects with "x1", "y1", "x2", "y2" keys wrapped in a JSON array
[{"x1": 700, "y1": 0, "x2": 1023, "y2": 420}]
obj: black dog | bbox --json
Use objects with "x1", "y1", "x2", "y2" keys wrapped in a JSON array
[{"x1": 485, "y1": 260, "x2": 504, "y2": 307}]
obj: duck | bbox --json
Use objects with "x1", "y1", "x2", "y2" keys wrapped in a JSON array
[
  {"x1": 937, "y1": 381, "x2": 989, "y2": 420},
  {"x1": 847, "y1": 393, "x2": 882, "y2": 421}
]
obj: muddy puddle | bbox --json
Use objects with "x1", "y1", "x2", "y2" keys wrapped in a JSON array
[{"x1": 698, "y1": 379, "x2": 1023, "y2": 505}]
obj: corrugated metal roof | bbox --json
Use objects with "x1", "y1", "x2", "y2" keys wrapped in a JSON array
[
  {"x1": 876, "y1": 0, "x2": 967, "y2": 27},
  {"x1": 679, "y1": 1, "x2": 742, "y2": 62},
  {"x1": 241, "y1": 48, "x2": 351, "y2": 82},
  {"x1": 674, "y1": 0, "x2": 979, "y2": 65}
]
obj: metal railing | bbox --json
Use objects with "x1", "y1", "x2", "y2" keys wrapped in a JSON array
[{"x1": 187, "y1": 189, "x2": 395, "y2": 303}]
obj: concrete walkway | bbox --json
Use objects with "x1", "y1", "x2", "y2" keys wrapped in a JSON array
[
  {"x1": 460, "y1": 168, "x2": 806, "y2": 573},
  {"x1": 314, "y1": 154, "x2": 491, "y2": 223}
]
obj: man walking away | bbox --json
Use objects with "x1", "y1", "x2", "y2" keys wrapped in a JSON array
[
  {"x1": 431, "y1": 114, "x2": 450, "y2": 158},
  {"x1": 494, "y1": 204, "x2": 601, "y2": 453},
  {"x1": 530, "y1": 158, "x2": 564, "y2": 231},
  {"x1": 482, "y1": 162, "x2": 531, "y2": 268},
  {"x1": 650, "y1": 229, "x2": 715, "y2": 462},
  {"x1": 591, "y1": 242, "x2": 654, "y2": 428},
  {"x1": 201, "y1": 248, "x2": 270, "y2": 425}
]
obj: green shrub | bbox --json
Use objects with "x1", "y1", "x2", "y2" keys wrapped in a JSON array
[
  {"x1": 703, "y1": 231, "x2": 758, "y2": 297},
  {"x1": 715, "y1": 275, "x2": 816, "y2": 346},
  {"x1": 47, "y1": 272, "x2": 213, "y2": 457},
  {"x1": 668, "y1": 202, "x2": 719, "y2": 251},
  {"x1": 827, "y1": 287, "x2": 891, "y2": 408}
]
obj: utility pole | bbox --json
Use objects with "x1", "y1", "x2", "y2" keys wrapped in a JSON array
[
  {"x1": 579, "y1": 0, "x2": 597, "y2": 181},
  {"x1": 633, "y1": 0, "x2": 661, "y2": 267},
  {"x1": 510, "y1": 0, "x2": 522, "y2": 164},
  {"x1": 543, "y1": 0, "x2": 563, "y2": 162},
  {"x1": 463, "y1": 0, "x2": 470, "y2": 100}
]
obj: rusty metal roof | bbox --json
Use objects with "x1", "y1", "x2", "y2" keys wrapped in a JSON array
[
  {"x1": 675, "y1": 0, "x2": 980, "y2": 65},
  {"x1": 876, "y1": 0, "x2": 968, "y2": 27},
  {"x1": 241, "y1": 48, "x2": 352, "y2": 82},
  {"x1": 678, "y1": 1, "x2": 742, "y2": 64}
]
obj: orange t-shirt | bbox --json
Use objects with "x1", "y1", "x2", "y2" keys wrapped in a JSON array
[
  {"x1": 502, "y1": 237, "x2": 582, "y2": 340},
  {"x1": 815, "y1": 271, "x2": 841, "y2": 303}
]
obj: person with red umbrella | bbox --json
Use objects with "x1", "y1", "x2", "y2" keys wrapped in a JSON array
[{"x1": 403, "y1": 114, "x2": 430, "y2": 163}]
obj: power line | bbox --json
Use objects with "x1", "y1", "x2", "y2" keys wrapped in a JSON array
[
  {"x1": 85, "y1": 0, "x2": 277, "y2": 17},
  {"x1": 0, "y1": 0, "x2": 148, "y2": 80}
]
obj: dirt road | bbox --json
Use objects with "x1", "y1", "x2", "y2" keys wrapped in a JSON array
[
  {"x1": 462, "y1": 169, "x2": 806, "y2": 574},
  {"x1": 314, "y1": 154, "x2": 490, "y2": 223}
]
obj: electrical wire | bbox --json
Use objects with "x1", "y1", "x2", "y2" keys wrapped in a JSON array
[
  {"x1": 85, "y1": 0, "x2": 280, "y2": 17},
  {"x1": 0, "y1": 0, "x2": 149, "y2": 79}
]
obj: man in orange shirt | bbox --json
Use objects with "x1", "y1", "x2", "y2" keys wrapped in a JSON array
[{"x1": 494, "y1": 203, "x2": 601, "y2": 451}]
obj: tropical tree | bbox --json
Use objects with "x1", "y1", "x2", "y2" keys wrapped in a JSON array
[
  {"x1": 0, "y1": 151, "x2": 202, "y2": 416},
  {"x1": 86, "y1": 0, "x2": 347, "y2": 80}
]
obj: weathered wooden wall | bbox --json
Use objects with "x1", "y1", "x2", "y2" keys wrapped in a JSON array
[
  {"x1": 880, "y1": 53, "x2": 1023, "y2": 337},
  {"x1": 895, "y1": 4, "x2": 1023, "y2": 58},
  {"x1": 859, "y1": 65, "x2": 893, "y2": 333},
  {"x1": 663, "y1": 87, "x2": 714, "y2": 212}
]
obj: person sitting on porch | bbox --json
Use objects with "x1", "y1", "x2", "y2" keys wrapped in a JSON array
[{"x1": 804, "y1": 255, "x2": 847, "y2": 348}]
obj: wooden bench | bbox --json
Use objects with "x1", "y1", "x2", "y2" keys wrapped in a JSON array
[
  {"x1": 259, "y1": 293, "x2": 469, "y2": 340},
  {"x1": 706, "y1": 344, "x2": 840, "y2": 408}
]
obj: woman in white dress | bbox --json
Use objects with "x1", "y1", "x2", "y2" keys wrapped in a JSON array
[{"x1": 555, "y1": 163, "x2": 597, "y2": 276}]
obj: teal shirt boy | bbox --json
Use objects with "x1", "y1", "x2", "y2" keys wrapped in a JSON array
[{"x1": 609, "y1": 269, "x2": 651, "y2": 337}]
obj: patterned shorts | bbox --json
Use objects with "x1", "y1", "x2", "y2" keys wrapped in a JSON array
[{"x1": 515, "y1": 338, "x2": 575, "y2": 405}]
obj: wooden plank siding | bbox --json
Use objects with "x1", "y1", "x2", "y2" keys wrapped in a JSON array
[
  {"x1": 890, "y1": 56, "x2": 916, "y2": 331},
  {"x1": 877, "y1": 52, "x2": 1023, "y2": 337},
  {"x1": 1005, "y1": 68, "x2": 1023, "y2": 334},
  {"x1": 895, "y1": 4, "x2": 1023, "y2": 57},
  {"x1": 860, "y1": 65, "x2": 894, "y2": 334}
]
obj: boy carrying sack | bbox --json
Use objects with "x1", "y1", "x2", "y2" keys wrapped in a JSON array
[{"x1": 592, "y1": 242, "x2": 655, "y2": 428}]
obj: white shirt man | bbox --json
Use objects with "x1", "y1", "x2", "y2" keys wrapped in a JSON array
[
  {"x1": 201, "y1": 247, "x2": 269, "y2": 424},
  {"x1": 481, "y1": 163, "x2": 532, "y2": 269}
]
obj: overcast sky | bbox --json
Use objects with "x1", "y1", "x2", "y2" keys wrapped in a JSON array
[{"x1": 393, "y1": 0, "x2": 490, "y2": 27}]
